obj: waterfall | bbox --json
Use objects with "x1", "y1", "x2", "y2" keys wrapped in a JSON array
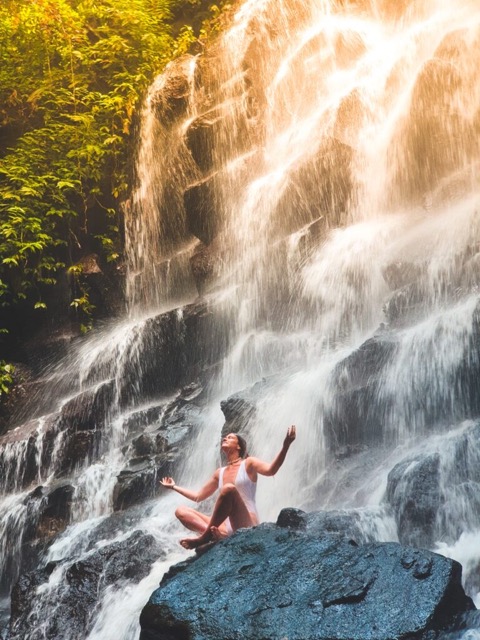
[{"x1": 2, "y1": 0, "x2": 480, "y2": 638}]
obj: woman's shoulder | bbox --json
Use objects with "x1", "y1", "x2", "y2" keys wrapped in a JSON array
[{"x1": 243, "y1": 456, "x2": 258, "y2": 471}]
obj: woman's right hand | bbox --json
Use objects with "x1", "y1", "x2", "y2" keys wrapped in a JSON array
[{"x1": 161, "y1": 476, "x2": 175, "y2": 489}]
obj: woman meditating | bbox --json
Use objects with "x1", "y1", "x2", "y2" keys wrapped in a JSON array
[{"x1": 161, "y1": 426, "x2": 296, "y2": 550}]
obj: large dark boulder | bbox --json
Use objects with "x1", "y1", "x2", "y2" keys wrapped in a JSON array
[
  {"x1": 385, "y1": 452, "x2": 442, "y2": 548},
  {"x1": 34, "y1": 483, "x2": 75, "y2": 540},
  {"x1": 220, "y1": 377, "x2": 280, "y2": 440},
  {"x1": 116, "y1": 301, "x2": 231, "y2": 407},
  {"x1": 324, "y1": 297, "x2": 480, "y2": 454},
  {"x1": 113, "y1": 385, "x2": 207, "y2": 511},
  {"x1": 189, "y1": 241, "x2": 221, "y2": 296},
  {"x1": 185, "y1": 105, "x2": 252, "y2": 175},
  {"x1": 185, "y1": 109, "x2": 222, "y2": 173},
  {"x1": 112, "y1": 453, "x2": 172, "y2": 511},
  {"x1": 324, "y1": 332, "x2": 397, "y2": 452},
  {"x1": 140, "y1": 523, "x2": 474, "y2": 640},
  {"x1": 385, "y1": 421, "x2": 480, "y2": 549}
]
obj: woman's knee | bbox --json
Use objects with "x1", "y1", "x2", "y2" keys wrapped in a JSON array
[
  {"x1": 219, "y1": 483, "x2": 238, "y2": 497},
  {"x1": 175, "y1": 505, "x2": 190, "y2": 521}
]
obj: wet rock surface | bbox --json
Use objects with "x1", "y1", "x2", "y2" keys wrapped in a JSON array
[
  {"x1": 9, "y1": 530, "x2": 164, "y2": 640},
  {"x1": 220, "y1": 377, "x2": 279, "y2": 440},
  {"x1": 150, "y1": 55, "x2": 196, "y2": 123},
  {"x1": 324, "y1": 295, "x2": 480, "y2": 453},
  {"x1": 277, "y1": 507, "x2": 387, "y2": 544},
  {"x1": 386, "y1": 452, "x2": 442, "y2": 548},
  {"x1": 140, "y1": 523, "x2": 474, "y2": 640},
  {"x1": 184, "y1": 175, "x2": 220, "y2": 245},
  {"x1": 324, "y1": 332, "x2": 398, "y2": 451},
  {"x1": 113, "y1": 384, "x2": 207, "y2": 511},
  {"x1": 385, "y1": 420, "x2": 480, "y2": 549}
]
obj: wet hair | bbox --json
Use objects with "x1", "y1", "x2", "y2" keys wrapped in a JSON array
[{"x1": 235, "y1": 434, "x2": 248, "y2": 458}]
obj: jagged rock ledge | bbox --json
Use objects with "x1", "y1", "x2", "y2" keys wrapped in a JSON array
[{"x1": 140, "y1": 510, "x2": 475, "y2": 640}]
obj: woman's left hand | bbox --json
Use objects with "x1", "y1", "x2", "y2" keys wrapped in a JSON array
[
  {"x1": 160, "y1": 477, "x2": 175, "y2": 489},
  {"x1": 284, "y1": 425, "x2": 296, "y2": 446}
]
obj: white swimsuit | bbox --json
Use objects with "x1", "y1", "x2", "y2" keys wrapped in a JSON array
[{"x1": 219, "y1": 460, "x2": 259, "y2": 533}]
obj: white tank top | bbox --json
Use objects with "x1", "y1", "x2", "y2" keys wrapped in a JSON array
[{"x1": 219, "y1": 460, "x2": 258, "y2": 520}]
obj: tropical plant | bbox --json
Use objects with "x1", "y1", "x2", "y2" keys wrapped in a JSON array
[{"x1": 0, "y1": 0, "x2": 231, "y2": 317}]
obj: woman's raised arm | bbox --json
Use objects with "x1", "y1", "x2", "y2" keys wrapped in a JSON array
[{"x1": 247, "y1": 425, "x2": 296, "y2": 477}]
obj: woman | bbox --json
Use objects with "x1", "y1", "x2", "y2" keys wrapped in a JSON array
[{"x1": 161, "y1": 425, "x2": 296, "y2": 550}]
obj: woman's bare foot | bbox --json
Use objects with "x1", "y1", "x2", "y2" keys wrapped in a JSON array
[
  {"x1": 180, "y1": 536, "x2": 202, "y2": 549},
  {"x1": 180, "y1": 528, "x2": 213, "y2": 549},
  {"x1": 180, "y1": 524, "x2": 228, "y2": 550}
]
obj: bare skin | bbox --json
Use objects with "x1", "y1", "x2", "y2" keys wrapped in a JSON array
[{"x1": 161, "y1": 426, "x2": 296, "y2": 550}]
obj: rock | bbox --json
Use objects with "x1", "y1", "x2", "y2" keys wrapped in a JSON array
[
  {"x1": 0, "y1": 415, "x2": 62, "y2": 493},
  {"x1": 393, "y1": 55, "x2": 474, "y2": 203},
  {"x1": 273, "y1": 137, "x2": 353, "y2": 238},
  {"x1": 73, "y1": 253, "x2": 125, "y2": 320},
  {"x1": 140, "y1": 523, "x2": 474, "y2": 640},
  {"x1": 117, "y1": 301, "x2": 230, "y2": 406},
  {"x1": 376, "y1": 0, "x2": 413, "y2": 19},
  {"x1": 184, "y1": 175, "x2": 220, "y2": 245},
  {"x1": 160, "y1": 399, "x2": 203, "y2": 447},
  {"x1": 9, "y1": 531, "x2": 165, "y2": 640},
  {"x1": 185, "y1": 109, "x2": 222, "y2": 173},
  {"x1": 185, "y1": 106, "x2": 251, "y2": 174},
  {"x1": 333, "y1": 31, "x2": 367, "y2": 69},
  {"x1": 325, "y1": 305, "x2": 480, "y2": 453},
  {"x1": 385, "y1": 453, "x2": 442, "y2": 548},
  {"x1": 34, "y1": 483, "x2": 75, "y2": 540},
  {"x1": 150, "y1": 55, "x2": 196, "y2": 124},
  {"x1": 385, "y1": 421, "x2": 480, "y2": 548},
  {"x1": 383, "y1": 281, "x2": 428, "y2": 326},
  {"x1": 59, "y1": 380, "x2": 116, "y2": 432},
  {"x1": 276, "y1": 507, "x2": 308, "y2": 530},
  {"x1": 324, "y1": 333, "x2": 397, "y2": 452},
  {"x1": 5, "y1": 483, "x2": 76, "y2": 591},
  {"x1": 333, "y1": 89, "x2": 364, "y2": 148},
  {"x1": 60, "y1": 430, "x2": 99, "y2": 475},
  {"x1": 112, "y1": 454, "x2": 172, "y2": 511},
  {"x1": 76, "y1": 253, "x2": 102, "y2": 275},
  {"x1": 219, "y1": 377, "x2": 278, "y2": 439},
  {"x1": 113, "y1": 389, "x2": 206, "y2": 511},
  {"x1": 189, "y1": 241, "x2": 219, "y2": 295},
  {"x1": 220, "y1": 393, "x2": 256, "y2": 436},
  {"x1": 383, "y1": 261, "x2": 424, "y2": 291},
  {"x1": 123, "y1": 404, "x2": 167, "y2": 435},
  {"x1": 182, "y1": 301, "x2": 231, "y2": 372},
  {"x1": 277, "y1": 507, "x2": 386, "y2": 544},
  {"x1": 132, "y1": 433, "x2": 156, "y2": 456}
]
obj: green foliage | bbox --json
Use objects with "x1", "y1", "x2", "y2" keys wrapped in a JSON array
[
  {"x1": 0, "y1": 0, "x2": 224, "y2": 317},
  {"x1": 0, "y1": 361, "x2": 14, "y2": 396}
]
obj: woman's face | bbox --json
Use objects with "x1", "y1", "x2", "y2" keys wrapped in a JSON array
[{"x1": 221, "y1": 433, "x2": 240, "y2": 454}]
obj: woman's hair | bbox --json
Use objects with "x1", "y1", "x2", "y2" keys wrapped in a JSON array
[{"x1": 235, "y1": 433, "x2": 248, "y2": 458}]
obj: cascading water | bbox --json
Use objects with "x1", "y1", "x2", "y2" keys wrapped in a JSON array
[{"x1": 2, "y1": 0, "x2": 480, "y2": 638}]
